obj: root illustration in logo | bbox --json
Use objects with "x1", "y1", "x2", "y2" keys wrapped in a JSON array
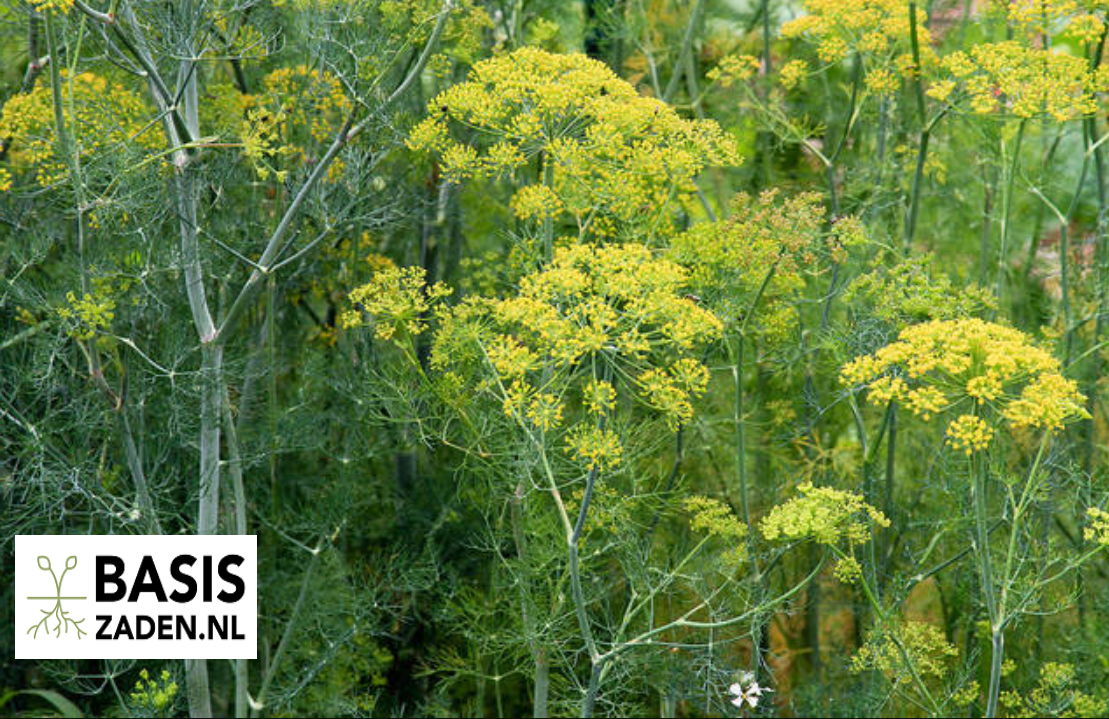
[{"x1": 27, "y1": 555, "x2": 86, "y2": 639}]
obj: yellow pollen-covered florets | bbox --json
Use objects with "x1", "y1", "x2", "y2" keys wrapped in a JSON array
[
  {"x1": 407, "y1": 47, "x2": 738, "y2": 239},
  {"x1": 940, "y1": 42, "x2": 1105, "y2": 122},
  {"x1": 841, "y1": 318, "x2": 1087, "y2": 448},
  {"x1": 345, "y1": 266, "x2": 453, "y2": 341},
  {"x1": 947, "y1": 414, "x2": 994, "y2": 455},
  {"x1": 566, "y1": 424, "x2": 623, "y2": 471},
  {"x1": 1085, "y1": 507, "x2": 1109, "y2": 546},
  {"x1": 760, "y1": 481, "x2": 889, "y2": 546}
]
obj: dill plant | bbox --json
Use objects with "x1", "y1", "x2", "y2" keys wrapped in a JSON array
[{"x1": 4, "y1": 1, "x2": 1109, "y2": 718}]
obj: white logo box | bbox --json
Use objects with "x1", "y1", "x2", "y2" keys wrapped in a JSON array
[{"x1": 15, "y1": 535, "x2": 256, "y2": 659}]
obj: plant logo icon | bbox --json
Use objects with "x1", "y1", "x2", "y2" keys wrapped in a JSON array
[{"x1": 26, "y1": 555, "x2": 86, "y2": 639}]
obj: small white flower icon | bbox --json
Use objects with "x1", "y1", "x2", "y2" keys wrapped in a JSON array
[{"x1": 729, "y1": 672, "x2": 772, "y2": 710}]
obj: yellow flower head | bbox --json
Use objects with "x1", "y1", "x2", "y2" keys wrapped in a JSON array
[
  {"x1": 941, "y1": 42, "x2": 1105, "y2": 122},
  {"x1": 852, "y1": 621, "x2": 957, "y2": 684},
  {"x1": 781, "y1": 0, "x2": 936, "y2": 67},
  {"x1": 345, "y1": 265, "x2": 452, "y2": 341},
  {"x1": 760, "y1": 481, "x2": 889, "y2": 546},
  {"x1": 669, "y1": 191, "x2": 830, "y2": 342},
  {"x1": 583, "y1": 379, "x2": 617, "y2": 416},
  {"x1": 0, "y1": 72, "x2": 164, "y2": 188},
  {"x1": 1085, "y1": 507, "x2": 1109, "y2": 547},
  {"x1": 841, "y1": 318, "x2": 1088, "y2": 448},
  {"x1": 946, "y1": 414, "x2": 994, "y2": 455},
  {"x1": 408, "y1": 47, "x2": 738, "y2": 239},
  {"x1": 566, "y1": 424, "x2": 623, "y2": 471},
  {"x1": 426, "y1": 243, "x2": 722, "y2": 451}
]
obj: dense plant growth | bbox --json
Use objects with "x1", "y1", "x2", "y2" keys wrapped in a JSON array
[{"x1": 2, "y1": 0, "x2": 1109, "y2": 717}]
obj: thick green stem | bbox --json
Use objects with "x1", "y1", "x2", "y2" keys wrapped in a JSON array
[
  {"x1": 581, "y1": 661, "x2": 604, "y2": 718},
  {"x1": 905, "y1": 2, "x2": 930, "y2": 252},
  {"x1": 905, "y1": 130, "x2": 930, "y2": 252},
  {"x1": 1085, "y1": 36, "x2": 1108, "y2": 474},
  {"x1": 534, "y1": 650, "x2": 550, "y2": 719},
  {"x1": 973, "y1": 452, "x2": 1001, "y2": 718},
  {"x1": 996, "y1": 120, "x2": 1027, "y2": 302},
  {"x1": 569, "y1": 466, "x2": 600, "y2": 664}
]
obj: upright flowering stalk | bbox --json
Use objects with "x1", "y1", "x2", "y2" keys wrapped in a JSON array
[
  {"x1": 779, "y1": 0, "x2": 937, "y2": 82},
  {"x1": 935, "y1": 2, "x2": 1109, "y2": 310},
  {"x1": 773, "y1": 0, "x2": 939, "y2": 236},
  {"x1": 669, "y1": 190, "x2": 860, "y2": 682},
  {"x1": 348, "y1": 243, "x2": 726, "y2": 715},
  {"x1": 842, "y1": 318, "x2": 1089, "y2": 717}
]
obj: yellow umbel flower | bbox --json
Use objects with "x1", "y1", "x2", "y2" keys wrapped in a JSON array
[
  {"x1": 669, "y1": 191, "x2": 839, "y2": 342},
  {"x1": 527, "y1": 393, "x2": 564, "y2": 432},
  {"x1": 941, "y1": 42, "x2": 1105, "y2": 121},
  {"x1": 865, "y1": 67, "x2": 899, "y2": 96},
  {"x1": 1000, "y1": 660, "x2": 1106, "y2": 718},
  {"x1": 407, "y1": 47, "x2": 738, "y2": 239},
  {"x1": 685, "y1": 495, "x2": 748, "y2": 566},
  {"x1": 0, "y1": 72, "x2": 164, "y2": 188},
  {"x1": 637, "y1": 368, "x2": 694, "y2": 430},
  {"x1": 760, "y1": 481, "x2": 889, "y2": 546},
  {"x1": 424, "y1": 242, "x2": 722, "y2": 458},
  {"x1": 706, "y1": 54, "x2": 761, "y2": 88},
  {"x1": 510, "y1": 184, "x2": 563, "y2": 221},
  {"x1": 566, "y1": 424, "x2": 623, "y2": 471},
  {"x1": 842, "y1": 318, "x2": 1087, "y2": 448},
  {"x1": 1006, "y1": 0, "x2": 1107, "y2": 46},
  {"x1": 946, "y1": 414, "x2": 994, "y2": 455},
  {"x1": 204, "y1": 66, "x2": 352, "y2": 180},
  {"x1": 130, "y1": 668, "x2": 179, "y2": 714},
  {"x1": 582, "y1": 379, "x2": 617, "y2": 416},
  {"x1": 852, "y1": 621, "x2": 957, "y2": 684},
  {"x1": 779, "y1": 59, "x2": 810, "y2": 90},
  {"x1": 57, "y1": 290, "x2": 115, "y2": 341},
  {"x1": 1084, "y1": 507, "x2": 1109, "y2": 546},
  {"x1": 345, "y1": 266, "x2": 452, "y2": 341},
  {"x1": 781, "y1": 0, "x2": 936, "y2": 71}
]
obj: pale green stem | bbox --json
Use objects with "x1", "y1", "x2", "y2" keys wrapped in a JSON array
[{"x1": 995, "y1": 120, "x2": 1027, "y2": 303}]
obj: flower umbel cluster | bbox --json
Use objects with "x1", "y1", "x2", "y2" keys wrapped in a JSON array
[
  {"x1": 999, "y1": 661, "x2": 1106, "y2": 718},
  {"x1": 852, "y1": 620, "x2": 957, "y2": 685},
  {"x1": 841, "y1": 319, "x2": 1088, "y2": 452},
  {"x1": 204, "y1": 66, "x2": 352, "y2": 181},
  {"x1": 0, "y1": 72, "x2": 163, "y2": 188},
  {"x1": 1005, "y1": 0, "x2": 1108, "y2": 46},
  {"x1": 669, "y1": 191, "x2": 852, "y2": 342},
  {"x1": 57, "y1": 290, "x2": 115, "y2": 341},
  {"x1": 408, "y1": 47, "x2": 738, "y2": 239},
  {"x1": 843, "y1": 254, "x2": 996, "y2": 330},
  {"x1": 760, "y1": 481, "x2": 889, "y2": 546},
  {"x1": 780, "y1": 0, "x2": 935, "y2": 67},
  {"x1": 130, "y1": 669, "x2": 179, "y2": 715},
  {"x1": 427, "y1": 242, "x2": 723, "y2": 468},
  {"x1": 1085, "y1": 507, "x2": 1109, "y2": 547},
  {"x1": 344, "y1": 266, "x2": 453, "y2": 341},
  {"x1": 941, "y1": 42, "x2": 1107, "y2": 121}
]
